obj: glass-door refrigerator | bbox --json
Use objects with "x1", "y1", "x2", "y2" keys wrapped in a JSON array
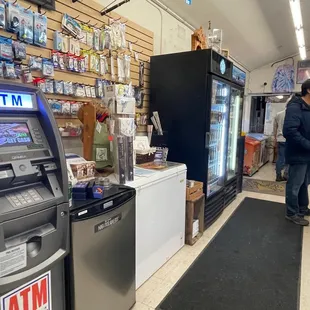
[
  {"x1": 150, "y1": 49, "x2": 233, "y2": 229},
  {"x1": 224, "y1": 65, "x2": 246, "y2": 205},
  {"x1": 207, "y1": 79, "x2": 230, "y2": 197}
]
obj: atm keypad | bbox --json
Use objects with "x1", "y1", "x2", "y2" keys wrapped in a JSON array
[{"x1": 7, "y1": 189, "x2": 43, "y2": 207}]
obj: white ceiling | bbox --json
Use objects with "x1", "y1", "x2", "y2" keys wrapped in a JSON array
[{"x1": 158, "y1": 0, "x2": 310, "y2": 71}]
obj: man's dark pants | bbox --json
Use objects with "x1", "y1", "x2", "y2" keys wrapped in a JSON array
[
  {"x1": 286, "y1": 164, "x2": 310, "y2": 216},
  {"x1": 276, "y1": 142, "x2": 286, "y2": 177}
]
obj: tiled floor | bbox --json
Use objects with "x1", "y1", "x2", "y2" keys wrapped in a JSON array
[
  {"x1": 133, "y1": 191, "x2": 310, "y2": 310},
  {"x1": 245, "y1": 162, "x2": 276, "y2": 182}
]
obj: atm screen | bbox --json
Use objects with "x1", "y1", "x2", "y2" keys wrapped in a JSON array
[{"x1": 0, "y1": 123, "x2": 33, "y2": 146}]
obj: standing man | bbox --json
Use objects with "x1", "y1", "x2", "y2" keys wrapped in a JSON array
[
  {"x1": 283, "y1": 79, "x2": 310, "y2": 226},
  {"x1": 274, "y1": 109, "x2": 287, "y2": 182}
]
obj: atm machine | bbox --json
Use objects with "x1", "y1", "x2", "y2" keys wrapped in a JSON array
[{"x1": 0, "y1": 81, "x2": 69, "y2": 309}]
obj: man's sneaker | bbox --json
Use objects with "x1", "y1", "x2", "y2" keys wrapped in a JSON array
[
  {"x1": 285, "y1": 215, "x2": 309, "y2": 226},
  {"x1": 276, "y1": 175, "x2": 285, "y2": 182},
  {"x1": 301, "y1": 209, "x2": 310, "y2": 217}
]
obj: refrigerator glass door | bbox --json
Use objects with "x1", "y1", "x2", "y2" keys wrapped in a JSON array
[
  {"x1": 207, "y1": 78, "x2": 230, "y2": 196},
  {"x1": 227, "y1": 88, "x2": 242, "y2": 181}
]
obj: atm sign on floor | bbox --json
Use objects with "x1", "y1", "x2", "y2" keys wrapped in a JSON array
[{"x1": 1, "y1": 271, "x2": 52, "y2": 310}]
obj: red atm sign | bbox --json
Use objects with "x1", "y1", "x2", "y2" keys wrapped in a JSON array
[{"x1": 1, "y1": 271, "x2": 52, "y2": 310}]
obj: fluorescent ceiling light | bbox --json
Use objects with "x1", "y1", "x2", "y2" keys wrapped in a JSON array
[
  {"x1": 299, "y1": 46, "x2": 307, "y2": 60},
  {"x1": 290, "y1": 0, "x2": 307, "y2": 60},
  {"x1": 290, "y1": 0, "x2": 303, "y2": 29},
  {"x1": 276, "y1": 95, "x2": 284, "y2": 99}
]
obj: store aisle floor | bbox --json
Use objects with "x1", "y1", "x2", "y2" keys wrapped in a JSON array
[{"x1": 132, "y1": 191, "x2": 310, "y2": 310}]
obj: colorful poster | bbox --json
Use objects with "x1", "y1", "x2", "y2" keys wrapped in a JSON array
[{"x1": 272, "y1": 64, "x2": 295, "y2": 93}]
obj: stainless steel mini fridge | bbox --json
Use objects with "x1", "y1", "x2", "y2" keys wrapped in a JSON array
[{"x1": 66, "y1": 185, "x2": 136, "y2": 310}]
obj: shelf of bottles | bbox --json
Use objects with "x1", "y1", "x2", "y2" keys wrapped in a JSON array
[
  {"x1": 226, "y1": 88, "x2": 241, "y2": 181},
  {"x1": 207, "y1": 79, "x2": 230, "y2": 197}
]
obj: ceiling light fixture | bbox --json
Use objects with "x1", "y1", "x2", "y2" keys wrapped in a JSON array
[{"x1": 289, "y1": 0, "x2": 307, "y2": 60}]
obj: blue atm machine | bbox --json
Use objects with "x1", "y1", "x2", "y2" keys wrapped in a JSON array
[{"x1": 0, "y1": 81, "x2": 69, "y2": 309}]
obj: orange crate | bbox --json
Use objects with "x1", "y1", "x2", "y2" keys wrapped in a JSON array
[{"x1": 186, "y1": 181, "x2": 203, "y2": 201}]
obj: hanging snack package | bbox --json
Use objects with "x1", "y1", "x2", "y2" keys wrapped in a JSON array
[
  {"x1": 139, "y1": 61, "x2": 144, "y2": 87},
  {"x1": 53, "y1": 31, "x2": 63, "y2": 51},
  {"x1": 73, "y1": 56, "x2": 79, "y2": 72},
  {"x1": 93, "y1": 28, "x2": 100, "y2": 51},
  {"x1": 3, "y1": 62, "x2": 16, "y2": 79},
  {"x1": 89, "y1": 52, "x2": 97, "y2": 73},
  {"x1": 45, "y1": 79, "x2": 54, "y2": 94},
  {"x1": 58, "y1": 53, "x2": 65, "y2": 70},
  {"x1": 96, "y1": 79, "x2": 103, "y2": 98},
  {"x1": 29, "y1": 56, "x2": 42, "y2": 71},
  {"x1": 64, "y1": 81, "x2": 73, "y2": 95},
  {"x1": 62, "y1": 101, "x2": 71, "y2": 115},
  {"x1": 86, "y1": 26, "x2": 94, "y2": 47},
  {"x1": 111, "y1": 21, "x2": 121, "y2": 50},
  {"x1": 78, "y1": 56, "x2": 86, "y2": 73},
  {"x1": 71, "y1": 102, "x2": 80, "y2": 115},
  {"x1": 42, "y1": 59, "x2": 54, "y2": 77},
  {"x1": 6, "y1": 2, "x2": 19, "y2": 33},
  {"x1": 81, "y1": 50, "x2": 89, "y2": 71},
  {"x1": 12, "y1": 41, "x2": 26, "y2": 60},
  {"x1": 120, "y1": 23, "x2": 126, "y2": 49},
  {"x1": 21, "y1": 68, "x2": 33, "y2": 84},
  {"x1": 99, "y1": 55, "x2": 105, "y2": 76},
  {"x1": 85, "y1": 85, "x2": 91, "y2": 98},
  {"x1": 0, "y1": 61, "x2": 4, "y2": 78},
  {"x1": 0, "y1": 0, "x2": 5, "y2": 29},
  {"x1": 91, "y1": 86, "x2": 96, "y2": 98},
  {"x1": 111, "y1": 55, "x2": 115, "y2": 80},
  {"x1": 51, "y1": 99, "x2": 62, "y2": 114},
  {"x1": 80, "y1": 24, "x2": 87, "y2": 45},
  {"x1": 117, "y1": 55, "x2": 125, "y2": 83},
  {"x1": 104, "y1": 26, "x2": 111, "y2": 50},
  {"x1": 19, "y1": 8, "x2": 33, "y2": 44},
  {"x1": 124, "y1": 55, "x2": 131, "y2": 82},
  {"x1": 54, "y1": 80, "x2": 64, "y2": 94},
  {"x1": 52, "y1": 51, "x2": 59, "y2": 68},
  {"x1": 0, "y1": 37, "x2": 13, "y2": 61},
  {"x1": 33, "y1": 12, "x2": 47, "y2": 47},
  {"x1": 61, "y1": 35, "x2": 69, "y2": 53},
  {"x1": 66, "y1": 53, "x2": 74, "y2": 71},
  {"x1": 37, "y1": 79, "x2": 46, "y2": 93},
  {"x1": 99, "y1": 29, "x2": 105, "y2": 51}
]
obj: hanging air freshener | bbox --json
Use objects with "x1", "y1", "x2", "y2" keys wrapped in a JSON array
[
  {"x1": 86, "y1": 27, "x2": 94, "y2": 47},
  {"x1": 124, "y1": 55, "x2": 131, "y2": 82},
  {"x1": 99, "y1": 29, "x2": 105, "y2": 51},
  {"x1": 34, "y1": 12, "x2": 47, "y2": 47},
  {"x1": 62, "y1": 35, "x2": 69, "y2": 53},
  {"x1": 111, "y1": 55, "x2": 115, "y2": 80},
  {"x1": 53, "y1": 31, "x2": 63, "y2": 51},
  {"x1": 93, "y1": 28, "x2": 100, "y2": 51},
  {"x1": 73, "y1": 56, "x2": 79, "y2": 72},
  {"x1": 19, "y1": 8, "x2": 33, "y2": 44},
  {"x1": 29, "y1": 56, "x2": 42, "y2": 71},
  {"x1": 104, "y1": 26, "x2": 111, "y2": 50},
  {"x1": 91, "y1": 86, "x2": 96, "y2": 98},
  {"x1": 52, "y1": 51, "x2": 59, "y2": 68},
  {"x1": 96, "y1": 79, "x2": 103, "y2": 98},
  {"x1": 78, "y1": 56, "x2": 86, "y2": 73},
  {"x1": 80, "y1": 24, "x2": 87, "y2": 45},
  {"x1": 117, "y1": 55, "x2": 125, "y2": 83},
  {"x1": 42, "y1": 59, "x2": 54, "y2": 77},
  {"x1": 6, "y1": 2, "x2": 19, "y2": 33},
  {"x1": 12, "y1": 41, "x2": 26, "y2": 60},
  {"x1": 67, "y1": 54, "x2": 74, "y2": 71},
  {"x1": 139, "y1": 61, "x2": 144, "y2": 87},
  {"x1": 81, "y1": 50, "x2": 90, "y2": 71},
  {"x1": 111, "y1": 21, "x2": 121, "y2": 50},
  {"x1": 120, "y1": 23, "x2": 126, "y2": 49},
  {"x1": 0, "y1": 0, "x2": 5, "y2": 29}
]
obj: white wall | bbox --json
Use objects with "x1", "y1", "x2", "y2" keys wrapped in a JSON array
[
  {"x1": 248, "y1": 54, "x2": 302, "y2": 94},
  {"x1": 95, "y1": 0, "x2": 193, "y2": 55}
]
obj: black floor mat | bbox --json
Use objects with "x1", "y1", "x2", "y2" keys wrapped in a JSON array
[{"x1": 157, "y1": 198, "x2": 303, "y2": 310}]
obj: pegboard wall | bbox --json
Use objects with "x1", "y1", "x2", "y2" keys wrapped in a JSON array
[{"x1": 0, "y1": 0, "x2": 153, "y2": 133}]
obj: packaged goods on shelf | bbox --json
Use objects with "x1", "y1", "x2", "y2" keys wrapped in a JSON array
[
  {"x1": 19, "y1": 8, "x2": 33, "y2": 44},
  {"x1": 0, "y1": 0, "x2": 5, "y2": 29},
  {"x1": 6, "y1": 2, "x2": 20, "y2": 33}
]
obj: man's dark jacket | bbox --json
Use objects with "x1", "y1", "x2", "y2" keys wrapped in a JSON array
[{"x1": 283, "y1": 95, "x2": 310, "y2": 164}]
